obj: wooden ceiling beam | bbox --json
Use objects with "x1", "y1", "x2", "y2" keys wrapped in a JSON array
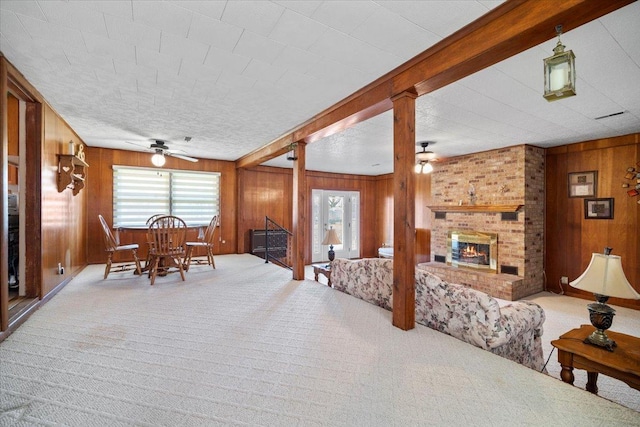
[{"x1": 235, "y1": 0, "x2": 635, "y2": 170}]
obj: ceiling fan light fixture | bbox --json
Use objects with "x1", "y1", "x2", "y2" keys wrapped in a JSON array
[
  {"x1": 151, "y1": 151, "x2": 166, "y2": 167},
  {"x1": 415, "y1": 161, "x2": 433, "y2": 174},
  {"x1": 415, "y1": 141, "x2": 435, "y2": 174}
]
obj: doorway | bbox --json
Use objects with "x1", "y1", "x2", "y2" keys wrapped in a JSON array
[
  {"x1": 2, "y1": 74, "x2": 42, "y2": 334},
  {"x1": 311, "y1": 190, "x2": 360, "y2": 263}
]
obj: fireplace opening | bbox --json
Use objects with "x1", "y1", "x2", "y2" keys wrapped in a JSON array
[
  {"x1": 447, "y1": 230, "x2": 497, "y2": 272},
  {"x1": 454, "y1": 242, "x2": 490, "y2": 266}
]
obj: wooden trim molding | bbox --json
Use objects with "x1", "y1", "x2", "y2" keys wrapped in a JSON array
[{"x1": 426, "y1": 205, "x2": 523, "y2": 213}]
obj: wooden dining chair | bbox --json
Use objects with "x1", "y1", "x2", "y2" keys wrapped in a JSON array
[
  {"x1": 184, "y1": 215, "x2": 219, "y2": 271},
  {"x1": 147, "y1": 215, "x2": 187, "y2": 285},
  {"x1": 143, "y1": 214, "x2": 166, "y2": 269},
  {"x1": 98, "y1": 214, "x2": 142, "y2": 279}
]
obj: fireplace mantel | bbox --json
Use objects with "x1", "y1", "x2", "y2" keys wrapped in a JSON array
[{"x1": 426, "y1": 204, "x2": 523, "y2": 213}]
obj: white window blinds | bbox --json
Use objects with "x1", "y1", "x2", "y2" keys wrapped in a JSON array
[{"x1": 113, "y1": 166, "x2": 220, "y2": 227}]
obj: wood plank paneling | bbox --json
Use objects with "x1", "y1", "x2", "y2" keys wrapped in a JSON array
[
  {"x1": 375, "y1": 172, "x2": 431, "y2": 263},
  {"x1": 41, "y1": 104, "x2": 86, "y2": 296},
  {"x1": 237, "y1": 165, "x2": 380, "y2": 263},
  {"x1": 545, "y1": 133, "x2": 639, "y2": 309},
  {"x1": 85, "y1": 147, "x2": 238, "y2": 265}
]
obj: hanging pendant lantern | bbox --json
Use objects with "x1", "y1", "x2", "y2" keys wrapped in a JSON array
[{"x1": 543, "y1": 25, "x2": 576, "y2": 101}]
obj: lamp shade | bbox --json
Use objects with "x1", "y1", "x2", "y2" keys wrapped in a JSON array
[
  {"x1": 321, "y1": 228, "x2": 341, "y2": 246},
  {"x1": 414, "y1": 161, "x2": 433, "y2": 174},
  {"x1": 569, "y1": 253, "x2": 640, "y2": 300}
]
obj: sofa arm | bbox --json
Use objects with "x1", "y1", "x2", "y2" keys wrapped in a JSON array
[
  {"x1": 330, "y1": 259, "x2": 350, "y2": 293},
  {"x1": 487, "y1": 301, "x2": 545, "y2": 348}
]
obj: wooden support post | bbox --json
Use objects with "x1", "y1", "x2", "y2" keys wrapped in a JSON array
[
  {"x1": 292, "y1": 142, "x2": 306, "y2": 280},
  {"x1": 392, "y1": 91, "x2": 417, "y2": 331}
]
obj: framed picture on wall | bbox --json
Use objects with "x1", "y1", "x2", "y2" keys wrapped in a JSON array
[
  {"x1": 568, "y1": 171, "x2": 597, "y2": 197},
  {"x1": 584, "y1": 198, "x2": 614, "y2": 219}
]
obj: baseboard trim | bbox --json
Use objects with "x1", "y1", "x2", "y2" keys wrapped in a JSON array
[{"x1": 1, "y1": 265, "x2": 87, "y2": 343}]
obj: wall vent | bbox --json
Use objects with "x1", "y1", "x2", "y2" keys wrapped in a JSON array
[
  {"x1": 435, "y1": 212, "x2": 446, "y2": 220},
  {"x1": 434, "y1": 255, "x2": 446, "y2": 263},
  {"x1": 501, "y1": 265, "x2": 518, "y2": 275},
  {"x1": 501, "y1": 212, "x2": 518, "y2": 221},
  {"x1": 594, "y1": 111, "x2": 624, "y2": 120}
]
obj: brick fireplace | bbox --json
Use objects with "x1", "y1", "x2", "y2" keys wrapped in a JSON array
[{"x1": 419, "y1": 145, "x2": 545, "y2": 300}]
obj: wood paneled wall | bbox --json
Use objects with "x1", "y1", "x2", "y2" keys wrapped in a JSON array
[
  {"x1": 237, "y1": 166, "x2": 380, "y2": 261},
  {"x1": 84, "y1": 147, "x2": 238, "y2": 265},
  {"x1": 2, "y1": 56, "x2": 86, "y2": 309},
  {"x1": 546, "y1": 133, "x2": 639, "y2": 309},
  {"x1": 374, "y1": 172, "x2": 431, "y2": 264},
  {"x1": 41, "y1": 104, "x2": 88, "y2": 296}
]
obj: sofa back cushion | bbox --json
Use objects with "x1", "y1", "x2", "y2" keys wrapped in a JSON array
[
  {"x1": 415, "y1": 269, "x2": 502, "y2": 349},
  {"x1": 331, "y1": 258, "x2": 393, "y2": 310}
]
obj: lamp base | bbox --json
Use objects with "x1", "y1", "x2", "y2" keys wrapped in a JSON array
[
  {"x1": 584, "y1": 330, "x2": 617, "y2": 352},
  {"x1": 328, "y1": 246, "x2": 335, "y2": 262},
  {"x1": 584, "y1": 302, "x2": 617, "y2": 352}
]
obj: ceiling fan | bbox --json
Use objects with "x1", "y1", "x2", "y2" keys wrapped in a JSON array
[
  {"x1": 126, "y1": 139, "x2": 198, "y2": 166},
  {"x1": 415, "y1": 141, "x2": 436, "y2": 174}
]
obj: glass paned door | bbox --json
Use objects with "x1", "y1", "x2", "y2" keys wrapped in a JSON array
[{"x1": 312, "y1": 190, "x2": 360, "y2": 262}]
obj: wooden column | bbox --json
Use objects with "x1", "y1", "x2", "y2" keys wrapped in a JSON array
[
  {"x1": 292, "y1": 142, "x2": 306, "y2": 280},
  {"x1": 392, "y1": 91, "x2": 417, "y2": 330}
]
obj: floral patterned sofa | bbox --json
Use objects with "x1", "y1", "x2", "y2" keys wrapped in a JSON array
[
  {"x1": 415, "y1": 269, "x2": 545, "y2": 371},
  {"x1": 330, "y1": 258, "x2": 545, "y2": 371},
  {"x1": 331, "y1": 258, "x2": 393, "y2": 310}
]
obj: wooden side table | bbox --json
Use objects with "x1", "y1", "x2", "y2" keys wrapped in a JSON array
[
  {"x1": 551, "y1": 324, "x2": 640, "y2": 395},
  {"x1": 312, "y1": 264, "x2": 331, "y2": 287}
]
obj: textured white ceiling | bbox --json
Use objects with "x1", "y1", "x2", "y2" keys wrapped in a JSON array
[{"x1": 1, "y1": 1, "x2": 639, "y2": 175}]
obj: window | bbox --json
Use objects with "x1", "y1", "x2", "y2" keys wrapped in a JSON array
[{"x1": 113, "y1": 166, "x2": 220, "y2": 227}]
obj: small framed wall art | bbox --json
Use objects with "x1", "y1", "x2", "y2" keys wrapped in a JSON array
[
  {"x1": 568, "y1": 170, "x2": 597, "y2": 198},
  {"x1": 584, "y1": 198, "x2": 614, "y2": 219}
]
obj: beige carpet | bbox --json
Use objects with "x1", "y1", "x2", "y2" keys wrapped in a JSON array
[
  {"x1": 1, "y1": 255, "x2": 638, "y2": 426},
  {"x1": 308, "y1": 265, "x2": 640, "y2": 413}
]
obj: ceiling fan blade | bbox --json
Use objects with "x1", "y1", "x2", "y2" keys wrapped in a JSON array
[
  {"x1": 167, "y1": 153, "x2": 198, "y2": 162},
  {"x1": 124, "y1": 140, "x2": 150, "y2": 149}
]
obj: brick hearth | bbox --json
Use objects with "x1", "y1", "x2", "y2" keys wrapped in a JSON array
[{"x1": 417, "y1": 262, "x2": 524, "y2": 301}]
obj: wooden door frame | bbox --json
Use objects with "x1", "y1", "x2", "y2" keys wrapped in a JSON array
[{"x1": 1, "y1": 56, "x2": 43, "y2": 335}]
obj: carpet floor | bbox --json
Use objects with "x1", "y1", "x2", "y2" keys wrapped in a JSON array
[{"x1": 1, "y1": 254, "x2": 638, "y2": 426}]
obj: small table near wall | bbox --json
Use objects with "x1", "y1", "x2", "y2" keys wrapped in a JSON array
[
  {"x1": 312, "y1": 263, "x2": 332, "y2": 287},
  {"x1": 551, "y1": 324, "x2": 640, "y2": 395}
]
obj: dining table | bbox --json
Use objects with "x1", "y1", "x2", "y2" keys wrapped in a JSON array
[{"x1": 114, "y1": 222, "x2": 207, "y2": 274}]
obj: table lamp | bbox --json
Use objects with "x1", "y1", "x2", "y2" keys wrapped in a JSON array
[
  {"x1": 321, "y1": 228, "x2": 341, "y2": 261},
  {"x1": 569, "y1": 247, "x2": 640, "y2": 351}
]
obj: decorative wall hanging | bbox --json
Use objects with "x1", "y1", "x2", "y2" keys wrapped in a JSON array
[
  {"x1": 623, "y1": 164, "x2": 640, "y2": 198},
  {"x1": 584, "y1": 198, "x2": 614, "y2": 220},
  {"x1": 568, "y1": 170, "x2": 597, "y2": 198}
]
